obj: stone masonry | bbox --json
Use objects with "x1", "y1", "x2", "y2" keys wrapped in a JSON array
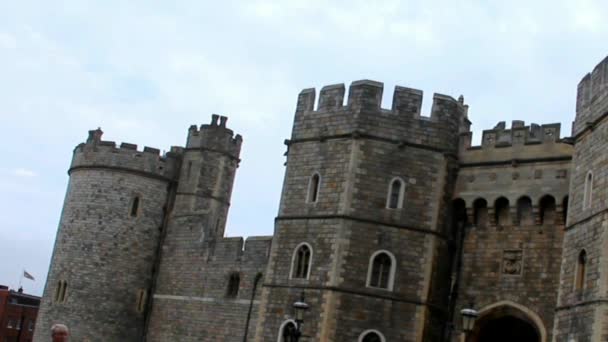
[{"x1": 34, "y1": 56, "x2": 608, "y2": 341}]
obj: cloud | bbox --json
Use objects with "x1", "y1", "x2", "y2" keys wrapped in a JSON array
[{"x1": 13, "y1": 168, "x2": 37, "y2": 178}]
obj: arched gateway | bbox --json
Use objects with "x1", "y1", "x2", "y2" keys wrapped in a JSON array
[{"x1": 469, "y1": 301, "x2": 546, "y2": 342}]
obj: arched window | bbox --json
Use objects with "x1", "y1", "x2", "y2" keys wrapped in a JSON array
[
  {"x1": 473, "y1": 198, "x2": 488, "y2": 227},
  {"x1": 291, "y1": 243, "x2": 312, "y2": 279},
  {"x1": 366, "y1": 250, "x2": 396, "y2": 291},
  {"x1": 495, "y1": 197, "x2": 510, "y2": 226},
  {"x1": 516, "y1": 196, "x2": 533, "y2": 225},
  {"x1": 583, "y1": 171, "x2": 593, "y2": 209},
  {"x1": 307, "y1": 173, "x2": 320, "y2": 203},
  {"x1": 278, "y1": 320, "x2": 297, "y2": 342},
  {"x1": 539, "y1": 195, "x2": 556, "y2": 225},
  {"x1": 226, "y1": 272, "x2": 240, "y2": 298},
  {"x1": 358, "y1": 330, "x2": 386, "y2": 342},
  {"x1": 576, "y1": 250, "x2": 587, "y2": 290},
  {"x1": 562, "y1": 196, "x2": 569, "y2": 225},
  {"x1": 386, "y1": 177, "x2": 405, "y2": 209},
  {"x1": 130, "y1": 196, "x2": 140, "y2": 217}
]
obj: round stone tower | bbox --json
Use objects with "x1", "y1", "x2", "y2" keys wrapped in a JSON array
[{"x1": 33, "y1": 129, "x2": 181, "y2": 341}]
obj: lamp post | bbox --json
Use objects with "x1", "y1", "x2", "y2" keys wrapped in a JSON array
[
  {"x1": 287, "y1": 292, "x2": 309, "y2": 341},
  {"x1": 460, "y1": 306, "x2": 478, "y2": 342}
]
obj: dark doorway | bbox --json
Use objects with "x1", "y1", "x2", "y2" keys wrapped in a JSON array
[{"x1": 475, "y1": 315, "x2": 539, "y2": 342}]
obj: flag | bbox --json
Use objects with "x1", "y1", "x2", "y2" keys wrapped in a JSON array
[{"x1": 23, "y1": 270, "x2": 35, "y2": 281}]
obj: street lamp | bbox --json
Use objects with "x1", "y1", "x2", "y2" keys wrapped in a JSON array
[
  {"x1": 460, "y1": 306, "x2": 478, "y2": 342},
  {"x1": 287, "y1": 292, "x2": 309, "y2": 341}
]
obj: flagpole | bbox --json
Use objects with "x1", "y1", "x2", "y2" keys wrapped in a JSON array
[{"x1": 18, "y1": 268, "x2": 23, "y2": 289}]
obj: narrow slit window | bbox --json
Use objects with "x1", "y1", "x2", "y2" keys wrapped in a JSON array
[
  {"x1": 386, "y1": 178, "x2": 405, "y2": 209},
  {"x1": 136, "y1": 289, "x2": 147, "y2": 313},
  {"x1": 291, "y1": 244, "x2": 312, "y2": 279},
  {"x1": 226, "y1": 273, "x2": 240, "y2": 298},
  {"x1": 130, "y1": 196, "x2": 140, "y2": 217},
  {"x1": 576, "y1": 250, "x2": 587, "y2": 290},
  {"x1": 307, "y1": 173, "x2": 320, "y2": 203},
  {"x1": 584, "y1": 172, "x2": 593, "y2": 209},
  {"x1": 60, "y1": 281, "x2": 67, "y2": 303}
]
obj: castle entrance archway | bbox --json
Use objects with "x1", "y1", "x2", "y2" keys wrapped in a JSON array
[{"x1": 468, "y1": 301, "x2": 545, "y2": 342}]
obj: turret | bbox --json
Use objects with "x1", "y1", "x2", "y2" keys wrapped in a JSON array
[{"x1": 34, "y1": 129, "x2": 181, "y2": 341}]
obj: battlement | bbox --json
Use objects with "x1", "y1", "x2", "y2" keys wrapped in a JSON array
[
  {"x1": 213, "y1": 236, "x2": 273, "y2": 263},
  {"x1": 461, "y1": 120, "x2": 562, "y2": 151},
  {"x1": 459, "y1": 120, "x2": 573, "y2": 164},
  {"x1": 186, "y1": 115, "x2": 242, "y2": 159},
  {"x1": 293, "y1": 80, "x2": 470, "y2": 152},
  {"x1": 70, "y1": 128, "x2": 182, "y2": 180},
  {"x1": 574, "y1": 56, "x2": 608, "y2": 135}
]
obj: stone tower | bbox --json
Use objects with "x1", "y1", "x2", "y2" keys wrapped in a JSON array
[
  {"x1": 553, "y1": 57, "x2": 608, "y2": 341},
  {"x1": 254, "y1": 81, "x2": 469, "y2": 341},
  {"x1": 144, "y1": 115, "x2": 271, "y2": 341},
  {"x1": 33, "y1": 129, "x2": 182, "y2": 341}
]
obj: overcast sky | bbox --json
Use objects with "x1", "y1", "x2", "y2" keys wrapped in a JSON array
[{"x1": 0, "y1": 0, "x2": 606, "y2": 295}]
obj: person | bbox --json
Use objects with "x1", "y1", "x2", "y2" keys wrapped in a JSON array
[{"x1": 51, "y1": 323, "x2": 69, "y2": 342}]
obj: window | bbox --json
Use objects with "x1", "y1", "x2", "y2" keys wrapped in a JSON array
[
  {"x1": 130, "y1": 196, "x2": 140, "y2": 217},
  {"x1": 386, "y1": 177, "x2": 405, "y2": 209},
  {"x1": 583, "y1": 171, "x2": 593, "y2": 209},
  {"x1": 562, "y1": 196, "x2": 569, "y2": 225},
  {"x1": 307, "y1": 173, "x2": 320, "y2": 203},
  {"x1": 358, "y1": 330, "x2": 386, "y2": 342},
  {"x1": 473, "y1": 198, "x2": 488, "y2": 227},
  {"x1": 28, "y1": 320, "x2": 34, "y2": 331},
  {"x1": 516, "y1": 196, "x2": 533, "y2": 225},
  {"x1": 540, "y1": 195, "x2": 556, "y2": 225},
  {"x1": 494, "y1": 197, "x2": 510, "y2": 226},
  {"x1": 366, "y1": 250, "x2": 396, "y2": 291},
  {"x1": 54, "y1": 280, "x2": 67, "y2": 303},
  {"x1": 278, "y1": 320, "x2": 297, "y2": 342},
  {"x1": 576, "y1": 250, "x2": 587, "y2": 290},
  {"x1": 226, "y1": 272, "x2": 240, "y2": 298},
  {"x1": 7, "y1": 319, "x2": 14, "y2": 329},
  {"x1": 291, "y1": 243, "x2": 312, "y2": 279},
  {"x1": 136, "y1": 289, "x2": 147, "y2": 313}
]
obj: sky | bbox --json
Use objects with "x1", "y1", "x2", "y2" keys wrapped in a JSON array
[{"x1": 0, "y1": 0, "x2": 607, "y2": 296}]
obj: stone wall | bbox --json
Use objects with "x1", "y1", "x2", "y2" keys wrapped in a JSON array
[
  {"x1": 34, "y1": 130, "x2": 180, "y2": 341},
  {"x1": 256, "y1": 81, "x2": 467, "y2": 342},
  {"x1": 554, "y1": 56, "x2": 608, "y2": 342},
  {"x1": 453, "y1": 121, "x2": 572, "y2": 342}
]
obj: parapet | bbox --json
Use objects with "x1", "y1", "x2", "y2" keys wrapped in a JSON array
[
  {"x1": 213, "y1": 236, "x2": 273, "y2": 263},
  {"x1": 574, "y1": 56, "x2": 608, "y2": 135},
  {"x1": 69, "y1": 128, "x2": 182, "y2": 180},
  {"x1": 293, "y1": 80, "x2": 470, "y2": 152},
  {"x1": 459, "y1": 120, "x2": 573, "y2": 163},
  {"x1": 186, "y1": 115, "x2": 242, "y2": 160},
  {"x1": 461, "y1": 120, "x2": 562, "y2": 151}
]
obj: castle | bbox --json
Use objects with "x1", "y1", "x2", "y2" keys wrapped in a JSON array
[{"x1": 32, "y1": 56, "x2": 608, "y2": 342}]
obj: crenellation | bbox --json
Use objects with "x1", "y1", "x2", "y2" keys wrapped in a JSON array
[
  {"x1": 318, "y1": 83, "x2": 345, "y2": 110},
  {"x1": 470, "y1": 121, "x2": 563, "y2": 151},
  {"x1": 392, "y1": 85, "x2": 423, "y2": 117},
  {"x1": 37, "y1": 55, "x2": 608, "y2": 342},
  {"x1": 70, "y1": 129, "x2": 181, "y2": 180}
]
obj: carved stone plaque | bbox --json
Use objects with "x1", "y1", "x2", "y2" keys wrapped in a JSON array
[{"x1": 503, "y1": 250, "x2": 523, "y2": 275}]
